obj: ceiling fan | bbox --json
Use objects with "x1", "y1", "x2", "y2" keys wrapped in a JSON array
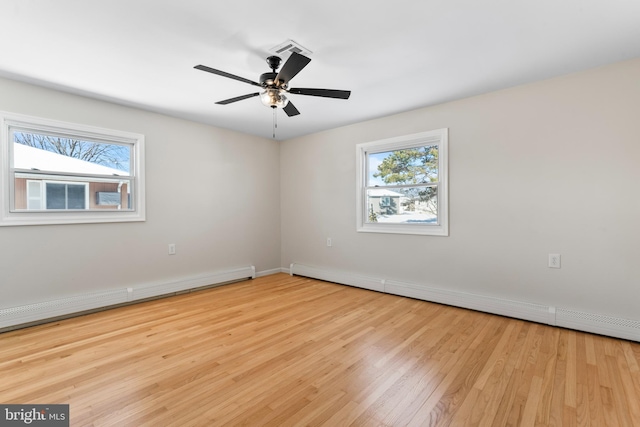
[{"x1": 194, "y1": 52, "x2": 351, "y2": 117}]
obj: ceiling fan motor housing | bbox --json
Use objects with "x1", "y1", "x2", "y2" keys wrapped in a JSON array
[{"x1": 260, "y1": 72, "x2": 278, "y2": 87}]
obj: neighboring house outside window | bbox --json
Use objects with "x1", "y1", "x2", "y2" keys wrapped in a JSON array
[
  {"x1": 356, "y1": 129, "x2": 448, "y2": 236},
  {"x1": 369, "y1": 189, "x2": 402, "y2": 216},
  {"x1": 26, "y1": 180, "x2": 89, "y2": 210},
  {"x1": 0, "y1": 111, "x2": 145, "y2": 226}
]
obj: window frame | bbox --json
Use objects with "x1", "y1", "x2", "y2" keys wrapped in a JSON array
[
  {"x1": 0, "y1": 111, "x2": 145, "y2": 226},
  {"x1": 356, "y1": 128, "x2": 449, "y2": 236}
]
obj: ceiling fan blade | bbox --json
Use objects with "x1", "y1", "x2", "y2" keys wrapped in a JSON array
[
  {"x1": 216, "y1": 93, "x2": 260, "y2": 105},
  {"x1": 283, "y1": 101, "x2": 300, "y2": 117},
  {"x1": 194, "y1": 65, "x2": 262, "y2": 87},
  {"x1": 275, "y1": 52, "x2": 311, "y2": 85},
  {"x1": 289, "y1": 88, "x2": 351, "y2": 99}
]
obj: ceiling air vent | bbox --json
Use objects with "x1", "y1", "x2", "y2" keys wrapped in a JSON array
[{"x1": 269, "y1": 40, "x2": 312, "y2": 57}]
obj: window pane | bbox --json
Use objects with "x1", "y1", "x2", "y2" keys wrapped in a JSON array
[
  {"x1": 13, "y1": 133, "x2": 131, "y2": 176},
  {"x1": 11, "y1": 131, "x2": 135, "y2": 212},
  {"x1": 366, "y1": 186, "x2": 437, "y2": 224},
  {"x1": 368, "y1": 145, "x2": 438, "y2": 186},
  {"x1": 46, "y1": 183, "x2": 66, "y2": 209},
  {"x1": 67, "y1": 184, "x2": 86, "y2": 209}
]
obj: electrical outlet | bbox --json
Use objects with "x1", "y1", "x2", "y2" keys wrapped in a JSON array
[
  {"x1": 168, "y1": 244, "x2": 176, "y2": 255},
  {"x1": 326, "y1": 238, "x2": 332, "y2": 247},
  {"x1": 548, "y1": 253, "x2": 560, "y2": 268}
]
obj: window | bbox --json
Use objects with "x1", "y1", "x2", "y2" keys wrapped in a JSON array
[
  {"x1": 27, "y1": 181, "x2": 89, "y2": 210},
  {"x1": 1, "y1": 111, "x2": 145, "y2": 226},
  {"x1": 356, "y1": 129, "x2": 448, "y2": 236}
]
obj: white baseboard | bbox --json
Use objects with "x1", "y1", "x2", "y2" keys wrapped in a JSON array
[
  {"x1": 556, "y1": 308, "x2": 640, "y2": 343},
  {"x1": 0, "y1": 265, "x2": 255, "y2": 330},
  {"x1": 0, "y1": 288, "x2": 130, "y2": 330},
  {"x1": 384, "y1": 279, "x2": 553, "y2": 325},
  {"x1": 290, "y1": 263, "x2": 640, "y2": 343},
  {"x1": 290, "y1": 263, "x2": 384, "y2": 292},
  {"x1": 133, "y1": 266, "x2": 255, "y2": 301},
  {"x1": 255, "y1": 267, "x2": 288, "y2": 277}
]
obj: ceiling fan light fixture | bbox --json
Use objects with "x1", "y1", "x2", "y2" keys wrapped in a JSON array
[{"x1": 260, "y1": 88, "x2": 289, "y2": 108}]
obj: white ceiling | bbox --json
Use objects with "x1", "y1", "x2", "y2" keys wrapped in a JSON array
[{"x1": 2, "y1": 1, "x2": 640, "y2": 141}]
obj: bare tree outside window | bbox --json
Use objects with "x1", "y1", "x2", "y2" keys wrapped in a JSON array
[{"x1": 14, "y1": 132, "x2": 130, "y2": 173}]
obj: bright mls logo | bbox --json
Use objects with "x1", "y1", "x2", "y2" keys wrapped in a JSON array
[{"x1": 0, "y1": 405, "x2": 69, "y2": 426}]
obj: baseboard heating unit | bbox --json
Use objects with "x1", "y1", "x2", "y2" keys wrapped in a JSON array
[
  {"x1": 290, "y1": 263, "x2": 640, "y2": 343},
  {"x1": 0, "y1": 266, "x2": 256, "y2": 331}
]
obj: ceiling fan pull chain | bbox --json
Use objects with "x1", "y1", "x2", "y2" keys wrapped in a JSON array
[{"x1": 273, "y1": 107, "x2": 278, "y2": 139}]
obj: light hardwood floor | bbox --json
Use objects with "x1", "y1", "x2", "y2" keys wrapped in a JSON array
[{"x1": 1, "y1": 274, "x2": 639, "y2": 426}]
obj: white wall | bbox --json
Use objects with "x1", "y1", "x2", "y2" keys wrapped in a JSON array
[
  {"x1": 0, "y1": 77, "x2": 281, "y2": 308},
  {"x1": 281, "y1": 58, "x2": 640, "y2": 321}
]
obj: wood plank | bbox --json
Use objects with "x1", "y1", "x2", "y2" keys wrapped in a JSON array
[{"x1": 575, "y1": 334, "x2": 591, "y2": 426}]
